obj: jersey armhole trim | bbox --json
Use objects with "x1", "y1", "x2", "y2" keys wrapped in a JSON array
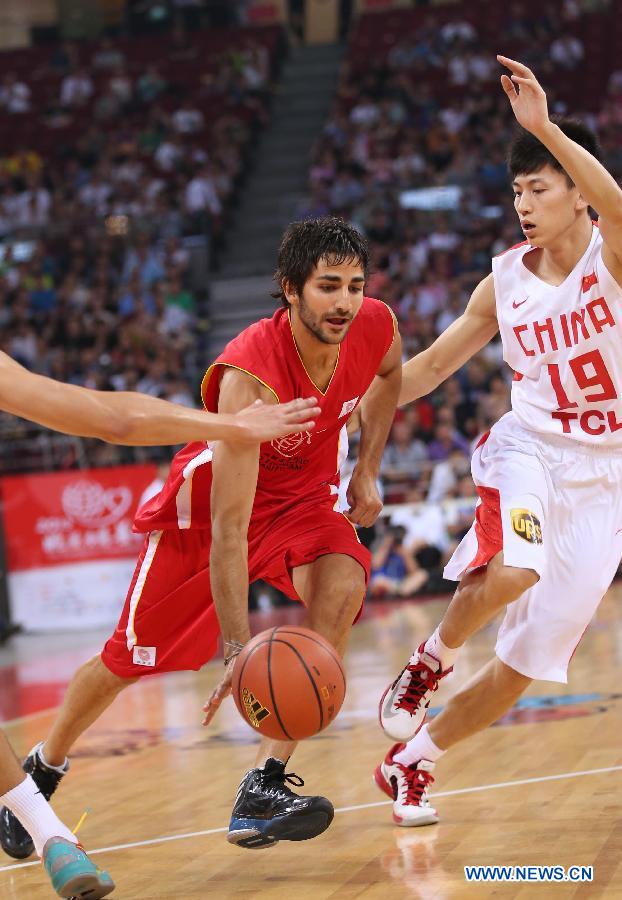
[
  {"x1": 379, "y1": 300, "x2": 398, "y2": 342},
  {"x1": 201, "y1": 362, "x2": 280, "y2": 409},
  {"x1": 598, "y1": 246, "x2": 622, "y2": 294}
]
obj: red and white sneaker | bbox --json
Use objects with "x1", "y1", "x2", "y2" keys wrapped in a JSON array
[
  {"x1": 379, "y1": 643, "x2": 452, "y2": 741},
  {"x1": 374, "y1": 743, "x2": 439, "y2": 827}
]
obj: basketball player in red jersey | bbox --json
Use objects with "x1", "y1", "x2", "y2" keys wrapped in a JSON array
[
  {"x1": 0, "y1": 357, "x2": 318, "y2": 896},
  {"x1": 5, "y1": 218, "x2": 401, "y2": 855},
  {"x1": 375, "y1": 57, "x2": 622, "y2": 826}
]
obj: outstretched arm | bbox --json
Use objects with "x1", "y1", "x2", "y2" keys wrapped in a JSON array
[
  {"x1": 0, "y1": 352, "x2": 319, "y2": 446},
  {"x1": 400, "y1": 274, "x2": 498, "y2": 406},
  {"x1": 498, "y1": 55, "x2": 622, "y2": 279}
]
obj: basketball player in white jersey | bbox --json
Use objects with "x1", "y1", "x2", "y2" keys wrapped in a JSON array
[{"x1": 375, "y1": 55, "x2": 622, "y2": 825}]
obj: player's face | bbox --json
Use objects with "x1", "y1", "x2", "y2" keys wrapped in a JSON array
[
  {"x1": 289, "y1": 257, "x2": 365, "y2": 345},
  {"x1": 512, "y1": 165, "x2": 588, "y2": 247}
]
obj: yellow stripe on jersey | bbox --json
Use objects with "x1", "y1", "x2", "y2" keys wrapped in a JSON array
[
  {"x1": 379, "y1": 300, "x2": 398, "y2": 342},
  {"x1": 201, "y1": 363, "x2": 280, "y2": 410}
]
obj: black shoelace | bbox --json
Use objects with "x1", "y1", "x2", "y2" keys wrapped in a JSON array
[{"x1": 261, "y1": 770, "x2": 305, "y2": 796}]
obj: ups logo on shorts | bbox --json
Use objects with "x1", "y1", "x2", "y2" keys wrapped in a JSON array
[
  {"x1": 510, "y1": 508, "x2": 543, "y2": 545},
  {"x1": 241, "y1": 687, "x2": 271, "y2": 729}
]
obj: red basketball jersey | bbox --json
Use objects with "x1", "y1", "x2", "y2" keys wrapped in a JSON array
[{"x1": 134, "y1": 297, "x2": 395, "y2": 532}]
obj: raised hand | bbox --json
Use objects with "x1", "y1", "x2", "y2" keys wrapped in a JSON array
[
  {"x1": 234, "y1": 397, "x2": 320, "y2": 443},
  {"x1": 497, "y1": 55, "x2": 550, "y2": 138}
]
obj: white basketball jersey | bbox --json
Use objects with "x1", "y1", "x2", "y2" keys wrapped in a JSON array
[{"x1": 492, "y1": 225, "x2": 622, "y2": 446}]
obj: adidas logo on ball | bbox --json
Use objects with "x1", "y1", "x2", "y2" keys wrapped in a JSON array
[
  {"x1": 241, "y1": 687, "x2": 271, "y2": 728},
  {"x1": 233, "y1": 626, "x2": 346, "y2": 740}
]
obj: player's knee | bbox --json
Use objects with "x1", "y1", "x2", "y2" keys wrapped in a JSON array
[
  {"x1": 484, "y1": 564, "x2": 539, "y2": 609},
  {"x1": 336, "y1": 572, "x2": 366, "y2": 610},
  {"x1": 307, "y1": 574, "x2": 365, "y2": 641},
  {"x1": 509, "y1": 566, "x2": 540, "y2": 596},
  {"x1": 493, "y1": 657, "x2": 533, "y2": 697},
  {"x1": 83, "y1": 655, "x2": 136, "y2": 693}
]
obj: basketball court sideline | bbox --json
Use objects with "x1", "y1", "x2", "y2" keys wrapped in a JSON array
[{"x1": 1, "y1": 589, "x2": 621, "y2": 899}]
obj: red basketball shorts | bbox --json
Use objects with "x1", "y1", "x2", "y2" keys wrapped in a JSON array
[{"x1": 101, "y1": 503, "x2": 370, "y2": 678}]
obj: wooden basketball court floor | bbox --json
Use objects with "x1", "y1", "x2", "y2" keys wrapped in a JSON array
[{"x1": 1, "y1": 587, "x2": 621, "y2": 899}]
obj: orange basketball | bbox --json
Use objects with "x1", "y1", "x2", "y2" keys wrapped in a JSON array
[{"x1": 232, "y1": 626, "x2": 346, "y2": 741}]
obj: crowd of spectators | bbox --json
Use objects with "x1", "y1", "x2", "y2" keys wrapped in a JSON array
[
  {"x1": 0, "y1": 23, "x2": 281, "y2": 470},
  {"x1": 0, "y1": 1, "x2": 621, "y2": 596},
  {"x1": 312, "y1": 0, "x2": 618, "y2": 595}
]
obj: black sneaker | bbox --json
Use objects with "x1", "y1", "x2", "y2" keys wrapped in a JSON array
[
  {"x1": 0, "y1": 742, "x2": 68, "y2": 859},
  {"x1": 227, "y1": 758, "x2": 334, "y2": 850}
]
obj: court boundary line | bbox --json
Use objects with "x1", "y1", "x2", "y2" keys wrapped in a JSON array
[{"x1": 1, "y1": 763, "x2": 620, "y2": 874}]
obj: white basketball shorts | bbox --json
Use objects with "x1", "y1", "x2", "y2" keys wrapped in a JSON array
[{"x1": 444, "y1": 411, "x2": 622, "y2": 682}]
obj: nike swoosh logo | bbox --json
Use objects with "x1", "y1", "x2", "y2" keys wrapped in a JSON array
[
  {"x1": 381, "y1": 681, "x2": 403, "y2": 718},
  {"x1": 512, "y1": 298, "x2": 528, "y2": 309}
]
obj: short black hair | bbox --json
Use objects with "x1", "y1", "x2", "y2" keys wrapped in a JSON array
[
  {"x1": 273, "y1": 217, "x2": 369, "y2": 307},
  {"x1": 508, "y1": 116, "x2": 600, "y2": 187}
]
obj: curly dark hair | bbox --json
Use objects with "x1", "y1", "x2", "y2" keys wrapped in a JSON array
[
  {"x1": 508, "y1": 116, "x2": 600, "y2": 188},
  {"x1": 273, "y1": 217, "x2": 369, "y2": 307}
]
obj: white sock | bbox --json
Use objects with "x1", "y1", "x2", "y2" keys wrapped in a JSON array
[
  {"x1": 0, "y1": 774, "x2": 76, "y2": 857},
  {"x1": 394, "y1": 724, "x2": 445, "y2": 766},
  {"x1": 421, "y1": 626, "x2": 460, "y2": 671}
]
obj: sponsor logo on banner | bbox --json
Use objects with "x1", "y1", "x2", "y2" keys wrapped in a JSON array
[
  {"x1": 1, "y1": 464, "x2": 157, "y2": 571},
  {"x1": 241, "y1": 687, "x2": 271, "y2": 728},
  {"x1": 62, "y1": 480, "x2": 132, "y2": 527},
  {"x1": 1, "y1": 464, "x2": 157, "y2": 631},
  {"x1": 133, "y1": 646, "x2": 157, "y2": 667},
  {"x1": 510, "y1": 508, "x2": 543, "y2": 544}
]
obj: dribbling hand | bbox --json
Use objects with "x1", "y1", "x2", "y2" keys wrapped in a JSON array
[{"x1": 202, "y1": 657, "x2": 236, "y2": 726}]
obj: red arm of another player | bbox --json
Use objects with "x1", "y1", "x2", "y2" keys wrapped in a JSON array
[
  {"x1": 0, "y1": 352, "x2": 319, "y2": 446},
  {"x1": 346, "y1": 321, "x2": 402, "y2": 527}
]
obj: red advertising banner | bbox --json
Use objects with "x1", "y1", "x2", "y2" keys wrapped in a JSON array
[{"x1": 1, "y1": 464, "x2": 157, "y2": 572}]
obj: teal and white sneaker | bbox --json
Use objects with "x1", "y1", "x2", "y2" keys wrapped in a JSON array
[{"x1": 42, "y1": 837, "x2": 115, "y2": 899}]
